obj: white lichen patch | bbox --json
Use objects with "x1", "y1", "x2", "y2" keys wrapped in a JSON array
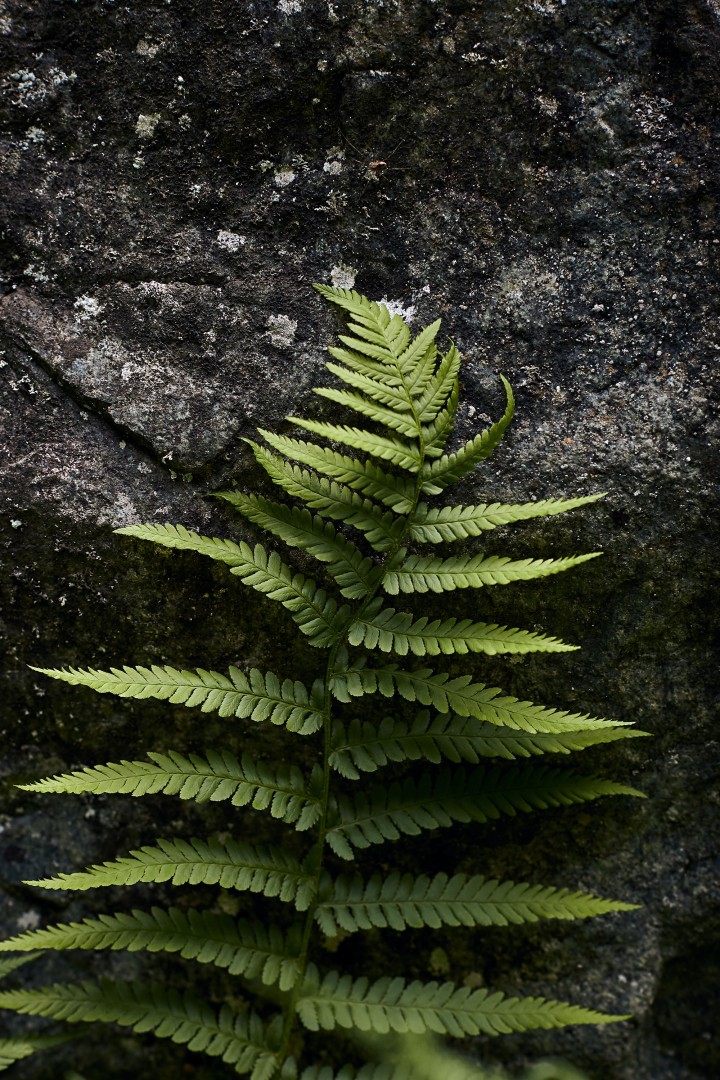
[
  {"x1": 74, "y1": 295, "x2": 105, "y2": 320},
  {"x1": 135, "y1": 113, "x2": 161, "y2": 140},
  {"x1": 135, "y1": 39, "x2": 161, "y2": 58},
  {"x1": 278, "y1": 0, "x2": 303, "y2": 13},
  {"x1": 323, "y1": 157, "x2": 344, "y2": 175},
  {"x1": 380, "y1": 297, "x2": 416, "y2": 322},
  {"x1": 216, "y1": 230, "x2": 245, "y2": 253},
  {"x1": 330, "y1": 263, "x2": 357, "y2": 289},
  {"x1": 17, "y1": 910, "x2": 41, "y2": 932},
  {"x1": 25, "y1": 126, "x2": 46, "y2": 144},
  {"x1": 267, "y1": 314, "x2": 298, "y2": 347},
  {"x1": 97, "y1": 493, "x2": 140, "y2": 529},
  {"x1": 23, "y1": 263, "x2": 50, "y2": 282},
  {"x1": 274, "y1": 169, "x2": 296, "y2": 188}
]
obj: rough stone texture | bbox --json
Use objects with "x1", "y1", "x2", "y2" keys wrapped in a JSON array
[{"x1": 1, "y1": 1, "x2": 718, "y2": 1078}]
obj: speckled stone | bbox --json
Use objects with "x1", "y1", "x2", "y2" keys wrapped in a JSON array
[{"x1": 1, "y1": 2, "x2": 718, "y2": 1078}]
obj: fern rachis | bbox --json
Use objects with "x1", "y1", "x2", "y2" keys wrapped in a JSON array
[{"x1": 0, "y1": 287, "x2": 644, "y2": 1078}]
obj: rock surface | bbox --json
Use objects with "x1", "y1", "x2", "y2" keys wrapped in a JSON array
[{"x1": 1, "y1": 1, "x2": 718, "y2": 1078}]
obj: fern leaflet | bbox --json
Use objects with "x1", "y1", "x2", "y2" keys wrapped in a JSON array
[
  {"x1": 383, "y1": 552, "x2": 601, "y2": 594},
  {"x1": 410, "y1": 494, "x2": 606, "y2": 542},
  {"x1": 0, "y1": 981, "x2": 279, "y2": 1077},
  {"x1": 327, "y1": 766, "x2": 641, "y2": 858},
  {"x1": 31, "y1": 663, "x2": 323, "y2": 733},
  {"x1": 26, "y1": 837, "x2": 316, "y2": 909},
  {"x1": 0, "y1": 910, "x2": 303, "y2": 991},
  {"x1": 348, "y1": 604, "x2": 576, "y2": 656},
  {"x1": 235, "y1": 445, "x2": 404, "y2": 551},
  {"x1": 328, "y1": 714, "x2": 645, "y2": 778},
  {"x1": 223, "y1": 493, "x2": 379, "y2": 598},
  {"x1": 21, "y1": 751, "x2": 322, "y2": 829},
  {"x1": 315, "y1": 871, "x2": 637, "y2": 935},
  {"x1": 297, "y1": 967, "x2": 627, "y2": 1036},
  {"x1": 256, "y1": 430, "x2": 415, "y2": 510},
  {"x1": 420, "y1": 377, "x2": 515, "y2": 494},
  {"x1": 330, "y1": 660, "x2": 630, "y2": 735}
]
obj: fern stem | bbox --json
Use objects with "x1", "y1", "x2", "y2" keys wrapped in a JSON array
[{"x1": 271, "y1": 334, "x2": 428, "y2": 1074}]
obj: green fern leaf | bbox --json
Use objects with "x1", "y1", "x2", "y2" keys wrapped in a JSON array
[
  {"x1": 383, "y1": 552, "x2": 601, "y2": 594},
  {"x1": 395, "y1": 324, "x2": 441, "y2": 396},
  {"x1": 324, "y1": 362, "x2": 413, "y2": 409},
  {"x1": 327, "y1": 766, "x2": 641, "y2": 858},
  {"x1": 420, "y1": 377, "x2": 515, "y2": 494},
  {"x1": 330, "y1": 662, "x2": 630, "y2": 736},
  {"x1": 26, "y1": 838, "x2": 316, "y2": 910},
  {"x1": 409, "y1": 494, "x2": 606, "y2": 543},
  {"x1": 0, "y1": 980, "x2": 279, "y2": 1076},
  {"x1": 20, "y1": 751, "x2": 322, "y2": 830},
  {"x1": 0, "y1": 909, "x2": 303, "y2": 991},
  {"x1": 222, "y1": 493, "x2": 378, "y2": 599},
  {"x1": 236, "y1": 445, "x2": 404, "y2": 551},
  {"x1": 226, "y1": 545, "x2": 351, "y2": 645},
  {"x1": 0, "y1": 1035, "x2": 74, "y2": 1072},
  {"x1": 286, "y1": 419, "x2": 422, "y2": 472},
  {"x1": 116, "y1": 526, "x2": 350, "y2": 647},
  {"x1": 420, "y1": 378, "x2": 459, "y2": 454},
  {"x1": 297, "y1": 966, "x2": 627, "y2": 1036},
  {"x1": 347, "y1": 603, "x2": 576, "y2": 657},
  {"x1": 315, "y1": 286, "x2": 413, "y2": 360},
  {"x1": 415, "y1": 345, "x2": 462, "y2": 423},
  {"x1": 313, "y1": 388, "x2": 419, "y2": 438},
  {"x1": 116, "y1": 522, "x2": 250, "y2": 566},
  {"x1": 315, "y1": 871, "x2": 638, "y2": 935},
  {"x1": 257, "y1": 430, "x2": 415, "y2": 511},
  {"x1": 0, "y1": 954, "x2": 41, "y2": 981},
  {"x1": 31, "y1": 663, "x2": 323, "y2": 734},
  {"x1": 328, "y1": 714, "x2": 645, "y2": 778}
]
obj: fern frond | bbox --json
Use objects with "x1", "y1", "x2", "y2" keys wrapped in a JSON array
[
  {"x1": 0, "y1": 954, "x2": 40, "y2": 981},
  {"x1": 324, "y1": 363, "x2": 413, "y2": 409},
  {"x1": 410, "y1": 494, "x2": 606, "y2": 543},
  {"x1": 257, "y1": 431, "x2": 415, "y2": 511},
  {"x1": 116, "y1": 526, "x2": 350, "y2": 648},
  {"x1": 421, "y1": 378, "x2": 459, "y2": 455},
  {"x1": 415, "y1": 345, "x2": 462, "y2": 423},
  {"x1": 326, "y1": 345, "x2": 404, "y2": 383},
  {"x1": 396, "y1": 326, "x2": 441, "y2": 396},
  {"x1": 383, "y1": 552, "x2": 601, "y2": 595},
  {"x1": 330, "y1": 663, "x2": 630, "y2": 735},
  {"x1": 32, "y1": 663, "x2": 323, "y2": 734},
  {"x1": 286, "y1": 420, "x2": 422, "y2": 472},
  {"x1": 315, "y1": 286, "x2": 412, "y2": 359},
  {"x1": 420, "y1": 377, "x2": 515, "y2": 494},
  {"x1": 313, "y1": 389, "x2": 419, "y2": 438},
  {"x1": 316, "y1": 871, "x2": 638, "y2": 935},
  {"x1": 0, "y1": 1035, "x2": 74, "y2": 1071},
  {"x1": 26, "y1": 838, "x2": 316, "y2": 910},
  {"x1": 0, "y1": 981, "x2": 279, "y2": 1077},
  {"x1": 0, "y1": 910, "x2": 303, "y2": 991},
  {"x1": 347, "y1": 604, "x2": 576, "y2": 657},
  {"x1": 223, "y1": 493, "x2": 378, "y2": 599},
  {"x1": 116, "y1": 522, "x2": 249, "y2": 566},
  {"x1": 236, "y1": 445, "x2": 404, "y2": 551},
  {"x1": 20, "y1": 752, "x2": 322, "y2": 830},
  {"x1": 297, "y1": 967, "x2": 627, "y2": 1036},
  {"x1": 228, "y1": 546, "x2": 351, "y2": 646},
  {"x1": 328, "y1": 715, "x2": 644, "y2": 778},
  {"x1": 327, "y1": 767, "x2": 641, "y2": 858}
]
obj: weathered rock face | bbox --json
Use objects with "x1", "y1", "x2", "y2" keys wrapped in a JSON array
[{"x1": 1, "y1": 1, "x2": 718, "y2": 1077}]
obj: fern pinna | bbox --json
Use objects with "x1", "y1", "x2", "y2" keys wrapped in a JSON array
[{"x1": 0, "y1": 287, "x2": 645, "y2": 1078}]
